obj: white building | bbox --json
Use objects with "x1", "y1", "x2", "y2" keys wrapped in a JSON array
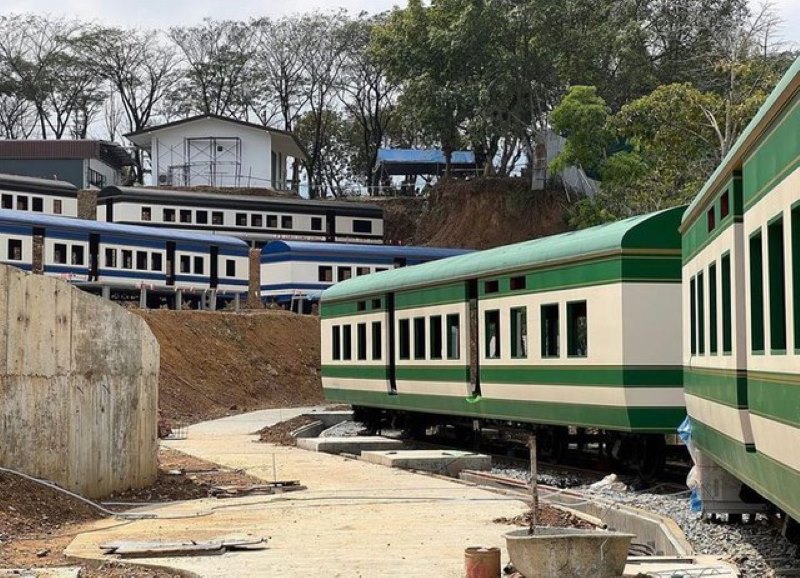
[{"x1": 125, "y1": 114, "x2": 307, "y2": 191}]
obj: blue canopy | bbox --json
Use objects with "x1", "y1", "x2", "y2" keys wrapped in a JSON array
[{"x1": 375, "y1": 148, "x2": 478, "y2": 176}]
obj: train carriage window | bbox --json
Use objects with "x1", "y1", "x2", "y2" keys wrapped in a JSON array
[
  {"x1": 371, "y1": 322, "x2": 382, "y2": 360},
  {"x1": 720, "y1": 192, "x2": 730, "y2": 219},
  {"x1": 151, "y1": 253, "x2": 163, "y2": 272},
  {"x1": 71, "y1": 245, "x2": 85, "y2": 266},
  {"x1": 357, "y1": 323, "x2": 368, "y2": 361},
  {"x1": 122, "y1": 250, "x2": 133, "y2": 269},
  {"x1": 163, "y1": 208, "x2": 175, "y2": 222},
  {"x1": 792, "y1": 206, "x2": 800, "y2": 353},
  {"x1": 541, "y1": 304, "x2": 559, "y2": 358},
  {"x1": 707, "y1": 207, "x2": 716, "y2": 232},
  {"x1": 196, "y1": 210, "x2": 208, "y2": 224},
  {"x1": 375, "y1": 268, "x2": 388, "y2": 273},
  {"x1": 338, "y1": 267, "x2": 352, "y2": 282},
  {"x1": 212, "y1": 211, "x2": 224, "y2": 225},
  {"x1": 749, "y1": 231, "x2": 765, "y2": 352},
  {"x1": 235, "y1": 213, "x2": 247, "y2": 226},
  {"x1": 698, "y1": 272, "x2": 705, "y2": 355},
  {"x1": 690, "y1": 277, "x2": 697, "y2": 355},
  {"x1": 1, "y1": 194, "x2": 12, "y2": 209},
  {"x1": 567, "y1": 301, "x2": 588, "y2": 357},
  {"x1": 194, "y1": 256, "x2": 204, "y2": 275},
  {"x1": 281, "y1": 216, "x2": 293, "y2": 229},
  {"x1": 429, "y1": 316, "x2": 443, "y2": 360},
  {"x1": 141, "y1": 207, "x2": 152, "y2": 221},
  {"x1": 353, "y1": 220, "x2": 373, "y2": 234},
  {"x1": 399, "y1": 319, "x2": 411, "y2": 360},
  {"x1": 105, "y1": 248, "x2": 117, "y2": 268},
  {"x1": 768, "y1": 217, "x2": 787, "y2": 352},
  {"x1": 251, "y1": 214, "x2": 263, "y2": 228},
  {"x1": 414, "y1": 317, "x2": 426, "y2": 360},
  {"x1": 357, "y1": 301, "x2": 367, "y2": 311},
  {"x1": 342, "y1": 325, "x2": 352, "y2": 361},
  {"x1": 318, "y1": 266, "x2": 333, "y2": 282},
  {"x1": 136, "y1": 251, "x2": 148, "y2": 270},
  {"x1": 179, "y1": 255, "x2": 191, "y2": 273},
  {"x1": 372, "y1": 298, "x2": 381, "y2": 309},
  {"x1": 53, "y1": 199, "x2": 62, "y2": 214},
  {"x1": 311, "y1": 217, "x2": 323, "y2": 231},
  {"x1": 446, "y1": 314, "x2": 460, "y2": 360},
  {"x1": 721, "y1": 254, "x2": 732, "y2": 354},
  {"x1": 709, "y1": 263, "x2": 718, "y2": 355},
  {"x1": 510, "y1": 276, "x2": 527, "y2": 291},
  {"x1": 332, "y1": 326, "x2": 341, "y2": 361},
  {"x1": 226, "y1": 259, "x2": 236, "y2": 277},
  {"x1": 267, "y1": 215, "x2": 278, "y2": 228},
  {"x1": 32, "y1": 197, "x2": 43, "y2": 212},
  {"x1": 7, "y1": 239, "x2": 22, "y2": 261},
  {"x1": 356, "y1": 267, "x2": 371, "y2": 276},
  {"x1": 484, "y1": 280, "x2": 499, "y2": 294},
  {"x1": 180, "y1": 210, "x2": 192, "y2": 223},
  {"x1": 511, "y1": 307, "x2": 528, "y2": 358},
  {"x1": 485, "y1": 310, "x2": 501, "y2": 359},
  {"x1": 17, "y1": 196, "x2": 28, "y2": 211},
  {"x1": 53, "y1": 243, "x2": 67, "y2": 264}
]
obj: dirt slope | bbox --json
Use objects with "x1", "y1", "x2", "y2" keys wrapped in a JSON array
[{"x1": 134, "y1": 310, "x2": 322, "y2": 424}]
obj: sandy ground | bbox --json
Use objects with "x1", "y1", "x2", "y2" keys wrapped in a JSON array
[{"x1": 65, "y1": 408, "x2": 527, "y2": 577}]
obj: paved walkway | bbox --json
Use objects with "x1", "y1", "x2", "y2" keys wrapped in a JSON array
[{"x1": 66, "y1": 408, "x2": 526, "y2": 577}]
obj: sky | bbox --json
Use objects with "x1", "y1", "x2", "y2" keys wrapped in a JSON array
[{"x1": 0, "y1": 0, "x2": 798, "y2": 46}]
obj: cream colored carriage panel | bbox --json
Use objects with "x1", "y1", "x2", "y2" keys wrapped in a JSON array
[
  {"x1": 685, "y1": 393, "x2": 755, "y2": 444},
  {"x1": 749, "y1": 414, "x2": 800, "y2": 472},
  {"x1": 621, "y1": 283, "x2": 682, "y2": 366},
  {"x1": 395, "y1": 380, "x2": 470, "y2": 397},
  {"x1": 481, "y1": 382, "x2": 684, "y2": 408},
  {"x1": 322, "y1": 377, "x2": 388, "y2": 393}
]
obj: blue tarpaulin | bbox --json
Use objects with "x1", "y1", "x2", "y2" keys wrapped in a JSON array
[{"x1": 375, "y1": 148, "x2": 478, "y2": 176}]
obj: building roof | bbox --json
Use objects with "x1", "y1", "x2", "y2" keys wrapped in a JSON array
[
  {"x1": 0, "y1": 172, "x2": 78, "y2": 195},
  {"x1": 0, "y1": 209, "x2": 248, "y2": 249},
  {"x1": 262, "y1": 240, "x2": 470, "y2": 260},
  {"x1": 681, "y1": 56, "x2": 800, "y2": 229},
  {"x1": 124, "y1": 114, "x2": 307, "y2": 161},
  {"x1": 0, "y1": 140, "x2": 135, "y2": 170},
  {"x1": 322, "y1": 206, "x2": 684, "y2": 302},
  {"x1": 98, "y1": 186, "x2": 383, "y2": 218},
  {"x1": 375, "y1": 148, "x2": 478, "y2": 176}
]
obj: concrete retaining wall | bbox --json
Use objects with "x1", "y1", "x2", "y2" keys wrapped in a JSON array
[{"x1": 0, "y1": 265, "x2": 159, "y2": 498}]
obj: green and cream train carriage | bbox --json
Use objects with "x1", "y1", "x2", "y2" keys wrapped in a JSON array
[
  {"x1": 681, "y1": 57, "x2": 800, "y2": 529},
  {"x1": 320, "y1": 206, "x2": 686, "y2": 474}
]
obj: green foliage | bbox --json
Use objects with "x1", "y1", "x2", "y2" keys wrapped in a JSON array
[{"x1": 549, "y1": 86, "x2": 613, "y2": 174}]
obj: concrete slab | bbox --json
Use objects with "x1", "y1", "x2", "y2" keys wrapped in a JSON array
[
  {"x1": 310, "y1": 410, "x2": 353, "y2": 427},
  {"x1": 296, "y1": 435, "x2": 404, "y2": 455},
  {"x1": 362, "y1": 449, "x2": 492, "y2": 476}
]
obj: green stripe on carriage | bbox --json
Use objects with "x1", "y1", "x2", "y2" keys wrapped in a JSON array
[
  {"x1": 684, "y1": 367, "x2": 749, "y2": 409},
  {"x1": 321, "y1": 365, "x2": 389, "y2": 379},
  {"x1": 395, "y1": 284, "x2": 467, "y2": 310},
  {"x1": 690, "y1": 419, "x2": 800, "y2": 522},
  {"x1": 322, "y1": 388, "x2": 685, "y2": 433},
  {"x1": 321, "y1": 300, "x2": 386, "y2": 319},
  {"x1": 481, "y1": 366, "x2": 682, "y2": 387},
  {"x1": 746, "y1": 371, "x2": 800, "y2": 428}
]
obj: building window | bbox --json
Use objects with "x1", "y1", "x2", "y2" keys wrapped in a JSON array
[
  {"x1": 212, "y1": 211, "x2": 224, "y2": 225},
  {"x1": 567, "y1": 301, "x2": 588, "y2": 357},
  {"x1": 721, "y1": 254, "x2": 732, "y2": 354},
  {"x1": 356, "y1": 266, "x2": 371, "y2": 276},
  {"x1": 17, "y1": 196, "x2": 28, "y2": 211},
  {"x1": 53, "y1": 199, "x2": 62, "y2": 214},
  {"x1": 236, "y1": 213, "x2": 247, "y2": 226},
  {"x1": 750, "y1": 231, "x2": 765, "y2": 352},
  {"x1": 136, "y1": 251, "x2": 148, "y2": 270},
  {"x1": 399, "y1": 319, "x2": 410, "y2": 360},
  {"x1": 429, "y1": 315, "x2": 443, "y2": 360},
  {"x1": 446, "y1": 314, "x2": 460, "y2": 360},
  {"x1": 105, "y1": 248, "x2": 117, "y2": 267},
  {"x1": 707, "y1": 207, "x2": 716, "y2": 232},
  {"x1": 7, "y1": 239, "x2": 22, "y2": 260},
  {"x1": 194, "y1": 256, "x2": 204, "y2": 275},
  {"x1": 1, "y1": 194, "x2": 12, "y2": 209},
  {"x1": 690, "y1": 276, "x2": 697, "y2": 355},
  {"x1": 414, "y1": 317, "x2": 426, "y2": 360},
  {"x1": 720, "y1": 191, "x2": 730, "y2": 219},
  {"x1": 485, "y1": 310, "x2": 500, "y2": 359},
  {"x1": 226, "y1": 259, "x2": 236, "y2": 277},
  {"x1": 332, "y1": 326, "x2": 341, "y2": 361},
  {"x1": 511, "y1": 307, "x2": 528, "y2": 358},
  {"x1": 282, "y1": 216, "x2": 293, "y2": 229},
  {"x1": 152, "y1": 253, "x2": 163, "y2": 271},
  {"x1": 32, "y1": 197, "x2": 43, "y2": 212},
  {"x1": 371, "y1": 322, "x2": 382, "y2": 360},
  {"x1": 353, "y1": 219, "x2": 372, "y2": 234},
  {"x1": 338, "y1": 267, "x2": 352, "y2": 282},
  {"x1": 792, "y1": 206, "x2": 800, "y2": 352},
  {"x1": 510, "y1": 276, "x2": 526, "y2": 291},
  {"x1": 71, "y1": 245, "x2": 85, "y2": 266},
  {"x1": 709, "y1": 263, "x2": 718, "y2": 355},
  {"x1": 196, "y1": 210, "x2": 208, "y2": 224},
  {"x1": 180, "y1": 209, "x2": 192, "y2": 223},
  {"x1": 163, "y1": 208, "x2": 175, "y2": 222},
  {"x1": 698, "y1": 271, "x2": 705, "y2": 355},
  {"x1": 267, "y1": 215, "x2": 278, "y2": 228},
  {"x1": 53, "y1": 243, "x2": 67, "y2": 264},
  {"x1": 357, "y1": 323, "x2": 367, "y2": 361},
  {"x1": 179, "y1": 255, "x2": 191, "y2": 273},
  {"x1": 318, "y1": 266, "x2": 333, "y2": 282},
  {"x1": 484, "y1": 280, "x2": 499, "y2": 294},
  {"x1": 251, "y1": 214, "x2": 263, "y2": 228},
  {"x1": 141, "y1": 207, "x2": 152, "y2": 221},
  {"x1": 342, "y1": 325, "x2": 352, "y2": 361},
  {"x1": 311, "y1": 217, "x2": 323, "y2": 231},
  {"x1": 541, "y1": 304, "x2": 559, "y2": 358},
  {"x1": 87, "y1": 168, "x2": 105, "y2": 188},
  {"x1": 768, "y1": 217, "x2": 787, "y2": 352}
]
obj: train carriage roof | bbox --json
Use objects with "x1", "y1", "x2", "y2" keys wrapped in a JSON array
[
  {"x1": 321, "y1": 206, "x2": 684, "y2": 302},
  {"x1": 0, "y1": 173, "x2": 78, "y2": 195},
  {"x1": 262, "y1": 240, "x2": 470, "y2": 260},
  {"x1": 0, "y1": 209, "x2": 248, "y2": 248}
]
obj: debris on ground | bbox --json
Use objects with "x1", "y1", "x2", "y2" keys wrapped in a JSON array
[
  {"x1": 258, "y1": 415, "x2": 319, "y2": 445},
  {"x1": 100, "y1": 536, "x2": 268, "y2": 558},
  {"x1": 209, "y1": 481, "x2": 306, "y2": 498},
  {"x1": 494, "y1": 504, "x2": 594, "y2": 530}
]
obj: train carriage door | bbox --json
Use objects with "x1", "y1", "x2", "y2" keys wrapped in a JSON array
[
  {"x1": 166, "y1": 241, "x2": 176, "y2": 286},
  {"x1": 210, "y1": 246, "x2": 219, "y2": 289},
  {"x1": 89, "y1": 233, "x2": 99, "y2": 281},
  {"x1": 387, "y1": 292, "x2": 397, "y2": 394},
  {"x1": 467, "y1": 279, "x2": 481, "y2": 396},
  {"x1": 325, "y1": 210, "x2": 336, "y2": 242}
]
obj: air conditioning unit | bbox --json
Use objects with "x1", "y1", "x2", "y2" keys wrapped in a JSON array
[{"x1": 158, "y1": 174, "x2": 169, "y2": 185}]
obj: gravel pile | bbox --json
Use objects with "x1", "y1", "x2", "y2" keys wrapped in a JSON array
[
  {"x1": 491, "y1": 462, "x2": 603, "y2": 489},
  {"x1": 318, "y1": 420, "x2": 365, "y2": 438}
]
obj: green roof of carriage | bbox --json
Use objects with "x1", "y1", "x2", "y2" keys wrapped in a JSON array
[
  {"x1": 681, "y1": 56, "x2": 800, "y2": 229},
  {"x1": 322, "y1": 205, "x2": 684, "y2": 302}
]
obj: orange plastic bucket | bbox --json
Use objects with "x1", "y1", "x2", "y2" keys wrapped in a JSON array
[{"x1": 465, "y1": 546, "x2": 501, "y2": 578}]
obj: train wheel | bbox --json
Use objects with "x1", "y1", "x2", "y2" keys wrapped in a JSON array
[
  {"x1": 629, "y1": 435, "x2": 666, "y2": 481},
  {"x1": 537, "y1": 426, "x2": 568, "y2": 464}
]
